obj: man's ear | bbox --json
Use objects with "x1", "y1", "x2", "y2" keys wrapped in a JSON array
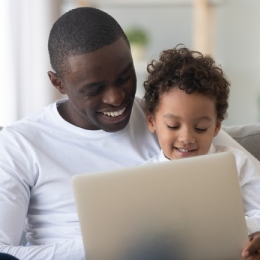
[
  {"x1": 213, "y1": 120, "x2": 222, "y2": 137},
  {"x1": 146, "y1": 114, "x2": 156, "y2": 133},
  {"x1": 47, "y1": 71, "x2": 67, "y2": 95}
]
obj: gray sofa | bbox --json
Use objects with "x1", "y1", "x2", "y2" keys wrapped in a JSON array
[{"x1": 222, "y1": 124, "x2": 260, "y2": 161}]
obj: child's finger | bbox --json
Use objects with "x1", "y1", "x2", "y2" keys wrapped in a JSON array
[{"x1": 242, "y1": 232, "x2": 260, "y2": 258}]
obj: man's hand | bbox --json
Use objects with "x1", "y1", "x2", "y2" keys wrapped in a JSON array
[{"x1": 242, "y1": 232, "x2": 260, "y2": 259}]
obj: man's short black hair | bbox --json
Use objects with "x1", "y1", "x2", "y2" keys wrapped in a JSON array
[{"x1": 48, "y1": 7, "x2": 129, "y2": 76}]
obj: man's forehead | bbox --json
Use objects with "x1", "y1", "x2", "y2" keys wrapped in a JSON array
[{"x1": 67, "y1": 38, "x2": 132, "y2": 73}]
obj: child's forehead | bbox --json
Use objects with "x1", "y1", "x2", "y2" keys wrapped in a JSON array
[
  {"x1": 158, "y1": 88, "x2": 217, "y2": 112},
  {"x1": 161, "y1": 87, "x2": 216, "y2": 101}
]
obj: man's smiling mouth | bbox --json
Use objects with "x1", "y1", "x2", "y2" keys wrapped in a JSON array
[{"x1": 102, "y1": 107, "x2": 126, "y2": 117}]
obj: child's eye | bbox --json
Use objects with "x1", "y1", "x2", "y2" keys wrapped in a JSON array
[
  {"x1": 167, "y1": 125, "x2": 179, "y2": 130},
  {"x1": 195, "y1": 128, "x2": 207, "y2": 132}
]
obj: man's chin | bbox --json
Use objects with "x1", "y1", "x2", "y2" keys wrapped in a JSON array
[{"x1": 101, "y1": 116, "x2": 131, "y2": 132}]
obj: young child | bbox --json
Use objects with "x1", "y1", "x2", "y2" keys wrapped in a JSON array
[{"x1": 143, "y1": 45, "x2": 260, "y2": 259}]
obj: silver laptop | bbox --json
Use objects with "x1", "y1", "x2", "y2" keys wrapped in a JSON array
[{"x1": 72, "y1": 152, "x2": 249, "y2": 260}]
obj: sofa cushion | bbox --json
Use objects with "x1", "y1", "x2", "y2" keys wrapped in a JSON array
[{"x1": 222, "y1": 124, "x2": 260, "y2": 161}]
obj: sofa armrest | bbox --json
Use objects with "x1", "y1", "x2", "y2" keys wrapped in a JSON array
[{"x1": 222, "y1": 124, "x2": 260, "y2": 161}]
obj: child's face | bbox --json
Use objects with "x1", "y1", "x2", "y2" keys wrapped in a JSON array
[{"x1": 146, "y1": 87, "x2": 221, "y2": 160}]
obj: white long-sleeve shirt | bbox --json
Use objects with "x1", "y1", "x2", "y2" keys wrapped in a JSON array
[
  {"x1": 0, "y1": 98, "x2": 159, "y2": 260},
  {"x1": 0, "y1": 97, "x2": 259, "y2": 260},
  {"x1": 145, "y1": 145, "x2": 260, "y2": 235}
]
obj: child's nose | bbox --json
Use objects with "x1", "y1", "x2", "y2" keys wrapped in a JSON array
[{"x1": 178, "y1": 129, "x2": 195, "y2": 144}]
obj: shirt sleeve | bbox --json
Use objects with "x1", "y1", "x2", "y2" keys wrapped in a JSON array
[
  {"x1": 0, "y1": 165, "x2": 86, "y2": 260},
  {"x1": 0, "y1": 129, "x2": 85, "y2": 260},
  {"x1": 0, "y1": 240, "x2": 85, "y2": 260}
]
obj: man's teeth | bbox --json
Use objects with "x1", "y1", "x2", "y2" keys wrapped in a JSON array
[{"x1": 103, "y1": 108, "x2": 126, "y2": 117}]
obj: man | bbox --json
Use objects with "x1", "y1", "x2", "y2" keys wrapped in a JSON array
[{"x1": 0, "y1": 7, "x2": 259, "y2": 260}]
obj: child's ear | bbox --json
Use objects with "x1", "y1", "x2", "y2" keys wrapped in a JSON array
[
  {"x1": 146, "y1": 114, "x2": 156, "y2": 133},
  {"x1": 213, "y1": 120, "x2": 222, "y2": 137}
]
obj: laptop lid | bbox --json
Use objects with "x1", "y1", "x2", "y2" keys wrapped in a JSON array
[{"x1": 72, "y1": 152, "x2": 248, "y2": 260}]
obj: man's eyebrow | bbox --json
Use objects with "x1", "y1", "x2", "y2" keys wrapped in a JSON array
[
  {"x1": 77, "y1": 80, "x2": 106, "y2": 92},
  {"x1": 84, "y1": 81, "x2": 106, "y2": 88},
  {"x1": 90, "y1": 80, "x2": 107, "y2": 86},
  {"x1": 118, "y1": 63, "x2": 134, "y2": 76},
  {"x1": 80, "y1": 63, "x2": 134, "y2": 89}
]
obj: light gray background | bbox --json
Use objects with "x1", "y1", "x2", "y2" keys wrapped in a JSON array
[{"x1": 63, "y1": 0, "x2": 260, "y2": 126}]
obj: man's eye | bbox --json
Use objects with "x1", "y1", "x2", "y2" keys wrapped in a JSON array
[
  {"x1": 86, "y1": 89, "x2": 101, "y2": 96},
  {"x1": 86, "y1": 90, "x2": 100, "y2": 96},
  {"x1": 117, "y1": 74, "x2": 130, "y2": 83},
  {"x1": 85, "y1": 85, "x2": 104, "y2": 96}
]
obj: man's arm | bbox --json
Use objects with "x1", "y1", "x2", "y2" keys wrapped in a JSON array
[
  {"x1": 0, "y1": 165, "x2": 85, "y2": 260},
  {"x1": 0, "y1": 128, "x2": 85, "y2": 260},
  {"x1": 0, "y1": 241, "x2": 85, "y2": 260}
]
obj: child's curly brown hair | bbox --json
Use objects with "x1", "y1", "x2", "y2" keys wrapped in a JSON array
[{"x1": 143, "y1": 44, "x2": 230, "y2": 121}]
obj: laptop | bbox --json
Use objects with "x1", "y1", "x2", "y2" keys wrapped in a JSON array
[{"x1": 72, "y1": 152, "x2": 249, "y2": 260}]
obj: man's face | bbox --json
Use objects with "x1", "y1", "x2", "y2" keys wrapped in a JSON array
[
  {"x1": 147, "y1": 87, "x2": 221, "y2": 160},
  {"x1": 49, "y1": 37, "x2": 137, "y2": 132}
]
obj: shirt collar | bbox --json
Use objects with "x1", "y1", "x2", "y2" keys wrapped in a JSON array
[
  {"x1": 159, "y1": 150, "x2": 171, "y2": 162},
  {"x1": 207, "y1": 144, "x2": 216, "y2": 154}
]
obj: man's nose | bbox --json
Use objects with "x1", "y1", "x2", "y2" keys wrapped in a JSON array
[{"x1": 102, "y1": 85, "x2": 125, "y2": 106}]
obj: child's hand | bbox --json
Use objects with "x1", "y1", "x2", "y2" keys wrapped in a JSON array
[{"x1": 242, "y1": 232, "x2": 260, "y2": 259}]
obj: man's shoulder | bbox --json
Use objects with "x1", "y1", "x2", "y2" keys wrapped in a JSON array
[
  {"x1": 131, "y1": 96, "x2": 146, "y2": 119},
  {"x1": 0, "y1": 101, "x2": 57, "y2": 138},
  {"x1": 134, "y1": 96, "x2": 145, "y2": 110}
]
